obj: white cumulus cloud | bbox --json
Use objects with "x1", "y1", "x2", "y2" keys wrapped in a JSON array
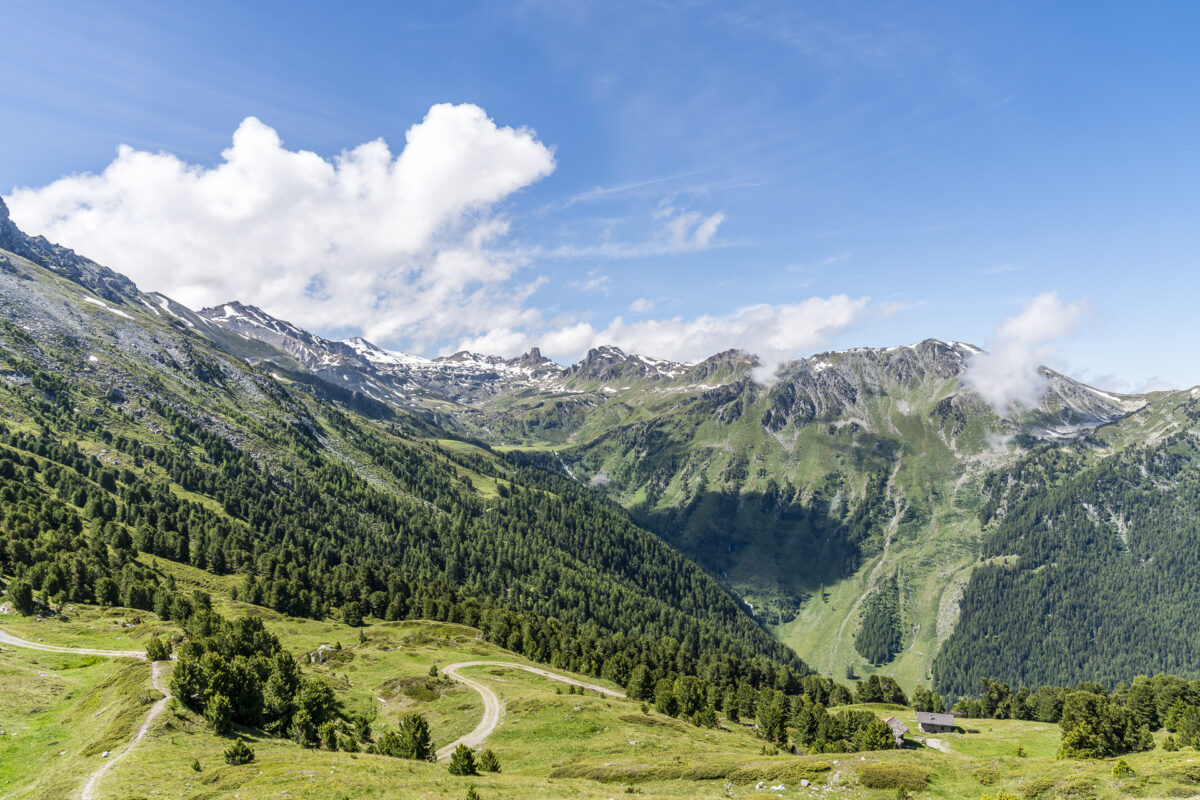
[
  {"x1": 963, "y1": 291, "x2": 1090, "y2": 412},
  {"x1": 5, "y1": 104, "x2": 556, "y2": 353}
]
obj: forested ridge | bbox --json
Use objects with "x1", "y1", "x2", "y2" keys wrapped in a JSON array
[
  {"x1": 0, "y1": 286, "x2": 809, "y2": 720},
  {"x1": 934, "y1": 402, "x2": 1200, "y2": 696}
]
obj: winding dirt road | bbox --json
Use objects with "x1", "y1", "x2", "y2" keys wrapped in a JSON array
[
  {"x1": 0, "y1": 627, "x2": 167, "y2": 800},
  {"x1": 5, "y1": 630, "x2": 625, "y2": 778},
  {"x1": 434, "y1": 660, "x2": 624, "y2": 760},
  {"x1": 0, "y1": 629, "x2": 147, "y2": 659}
]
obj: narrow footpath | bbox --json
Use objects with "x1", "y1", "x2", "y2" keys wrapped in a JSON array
[{"x1": 0, "y1": 627, "x2": 167, "y2": 800}]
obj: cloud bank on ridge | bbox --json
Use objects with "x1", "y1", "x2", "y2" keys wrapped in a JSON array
[{"x1": 964, "y1": 291, "x2": 1090, "y2": 412}]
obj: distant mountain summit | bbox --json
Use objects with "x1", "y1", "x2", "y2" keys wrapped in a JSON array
[
  {"x1": 191, "y1": 296, "x2": 1139, "y2": 441},
  {"x1": 196, "y1": 300, "x2": 701, "y2": 406}
]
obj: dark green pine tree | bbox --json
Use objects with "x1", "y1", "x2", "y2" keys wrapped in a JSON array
[{"x1": 448, "y1": 744, "x2": 477, "y2": 775}]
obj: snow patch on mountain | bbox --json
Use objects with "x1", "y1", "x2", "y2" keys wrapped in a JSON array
[{"x1": 83, "y1": 296, "x2": 134, "y2": 320}]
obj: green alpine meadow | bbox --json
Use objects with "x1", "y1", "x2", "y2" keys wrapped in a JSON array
[{"x1": 4, "y1": 4, "x2": 1200, "y2": 798}]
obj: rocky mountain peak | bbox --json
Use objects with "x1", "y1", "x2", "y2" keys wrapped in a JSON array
[
  {"x1": 567, "y1": 345, "x2": 687, "y2": 382},
  {"x1": 505, "y1": 346, "x2": 561, "y2": 373},
  {"x1": 199, "y1": 301, "x2": 370, "y2": 369},
  {"x1": 0, "y1": 196, "x2": 137, "y2": 302}
]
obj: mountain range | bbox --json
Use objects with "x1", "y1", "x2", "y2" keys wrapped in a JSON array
[{"x1": 3, "y1": 194, "x2": 1200, "y2": 696}]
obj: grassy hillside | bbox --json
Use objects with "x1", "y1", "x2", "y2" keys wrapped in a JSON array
[
  {"x1": 493, "y1": 345, "x2": 1010, "y2": 689},
  {"x1": 487, "y1": 348, "x2": 1199, "y2": 696},
  {"x1": 7, "y1": 588, "x2": 1200, "y2": 800}
]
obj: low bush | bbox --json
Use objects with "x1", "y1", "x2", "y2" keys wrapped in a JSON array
[
  {"x1": 1019, "y1": 777, "x2": 1054, "y2": 798},
  {"x1": 448, "y1": 744, "x2": 478, "y2": 776},
  {"x1": 223, "y1": 739, "x2": 255, "y2": 765},
  {"x1": 973, "y1": 766, "x2": 999, "y2": 785},
  {"x1": 1057, "y1": 777, "x2": 1096, "y2": 799},
  {"x1": 548, "y1": 759, "x2": 831, "y2": 784},
  {"x1": 857, "y1": 763, "x2": 933, "y2": 790},
  {"x1": 478, "y1": 749, "x2": 501, "y2": 773},
  {"x1": 1174, "y1": 764, "x2": 1200, "y2": 784}
]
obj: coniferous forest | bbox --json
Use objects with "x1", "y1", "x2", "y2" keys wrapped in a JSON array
[{"x1": 934, "y1": 412, "x2": 1200, "y2": 696}]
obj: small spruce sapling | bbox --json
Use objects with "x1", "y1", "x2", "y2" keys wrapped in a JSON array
[
  {"x1": 448, "y1": 744, "x2": 478, "y2": 775},
  {"x1": 223, "y1": 739, "x2": 255, "y2": 765},
  {"x1": 477, "y1": 749, "x2": 501, "y2": 773}
]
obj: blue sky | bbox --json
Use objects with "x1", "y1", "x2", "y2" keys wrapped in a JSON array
[{"x1": 2, "y1": 1, "x2": 1198, "y2": 389}]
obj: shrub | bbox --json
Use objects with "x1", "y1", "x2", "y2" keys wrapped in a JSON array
[
  {"x1": 204, "y1": 693, "x2": 233, "y2": 735},
  {"x1": 1111, "y1": 759, "x2": 1134, "y2": 779},
  {"x1": 190, "y1": 758, "x2": 201, "y2": 772},
  {"x1": 448, "y1": 744, "x2": 477, "y2": 776},
  {"x1": 319, "y1": 721, "x2": 338, "y2": 751},
  {"x1": 6, "y1": 578, "x2": 34, "y2": 614},
  {"x1": 376, "y1": 712, "x2": 434, "y2": 760},
  {"x1": 290, "y1": 707, "x2": 318, "y2": 747},
  {"x1": 548, "y1": 760, "x2": 830, "y2": 784},
  {"x1": 145, "y1": 637, "x2": 170, "y2": 661},
  {"x1": 857, "y1": 763, "x2": 932, "y2": 790},
  {"x1": 223, "y1": 739, "x2": 255, "y2": 765},
  {"x1": 396, "y1": 713, "x2": 433, "y2": 760},
  {"x1": 1175, "y1": 764, "x2": 1200, "y2": 784},
  {"x1": 465, "y1": 787, "x2": 482, "y2": 800},
  {"x1": 339, "y1": 722, "x2": 359, "y2": 752},
  {"x1": 1057, "y1": 777, "x2": 1096, "y2": 799},
  {"x1": 477, "y1": 749, "x2": 501, "y2": 773},
  {"x1": 1020, "y1": 777, "x2": 1054, "y2": 798},
  {"x1": 973, "y1": 766, "x2": 999, "y2": 786}
]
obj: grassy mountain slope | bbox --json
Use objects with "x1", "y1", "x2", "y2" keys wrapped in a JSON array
[
  {"x1": 479, "y1": 342, "x2": 1144, "y2": 689},
  {"x1": 188, "y1": 273, "x2": 1200, "y2": 696},
  {"x1": 0, "y1": 216, "x2": 798, "y2": 677}
]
